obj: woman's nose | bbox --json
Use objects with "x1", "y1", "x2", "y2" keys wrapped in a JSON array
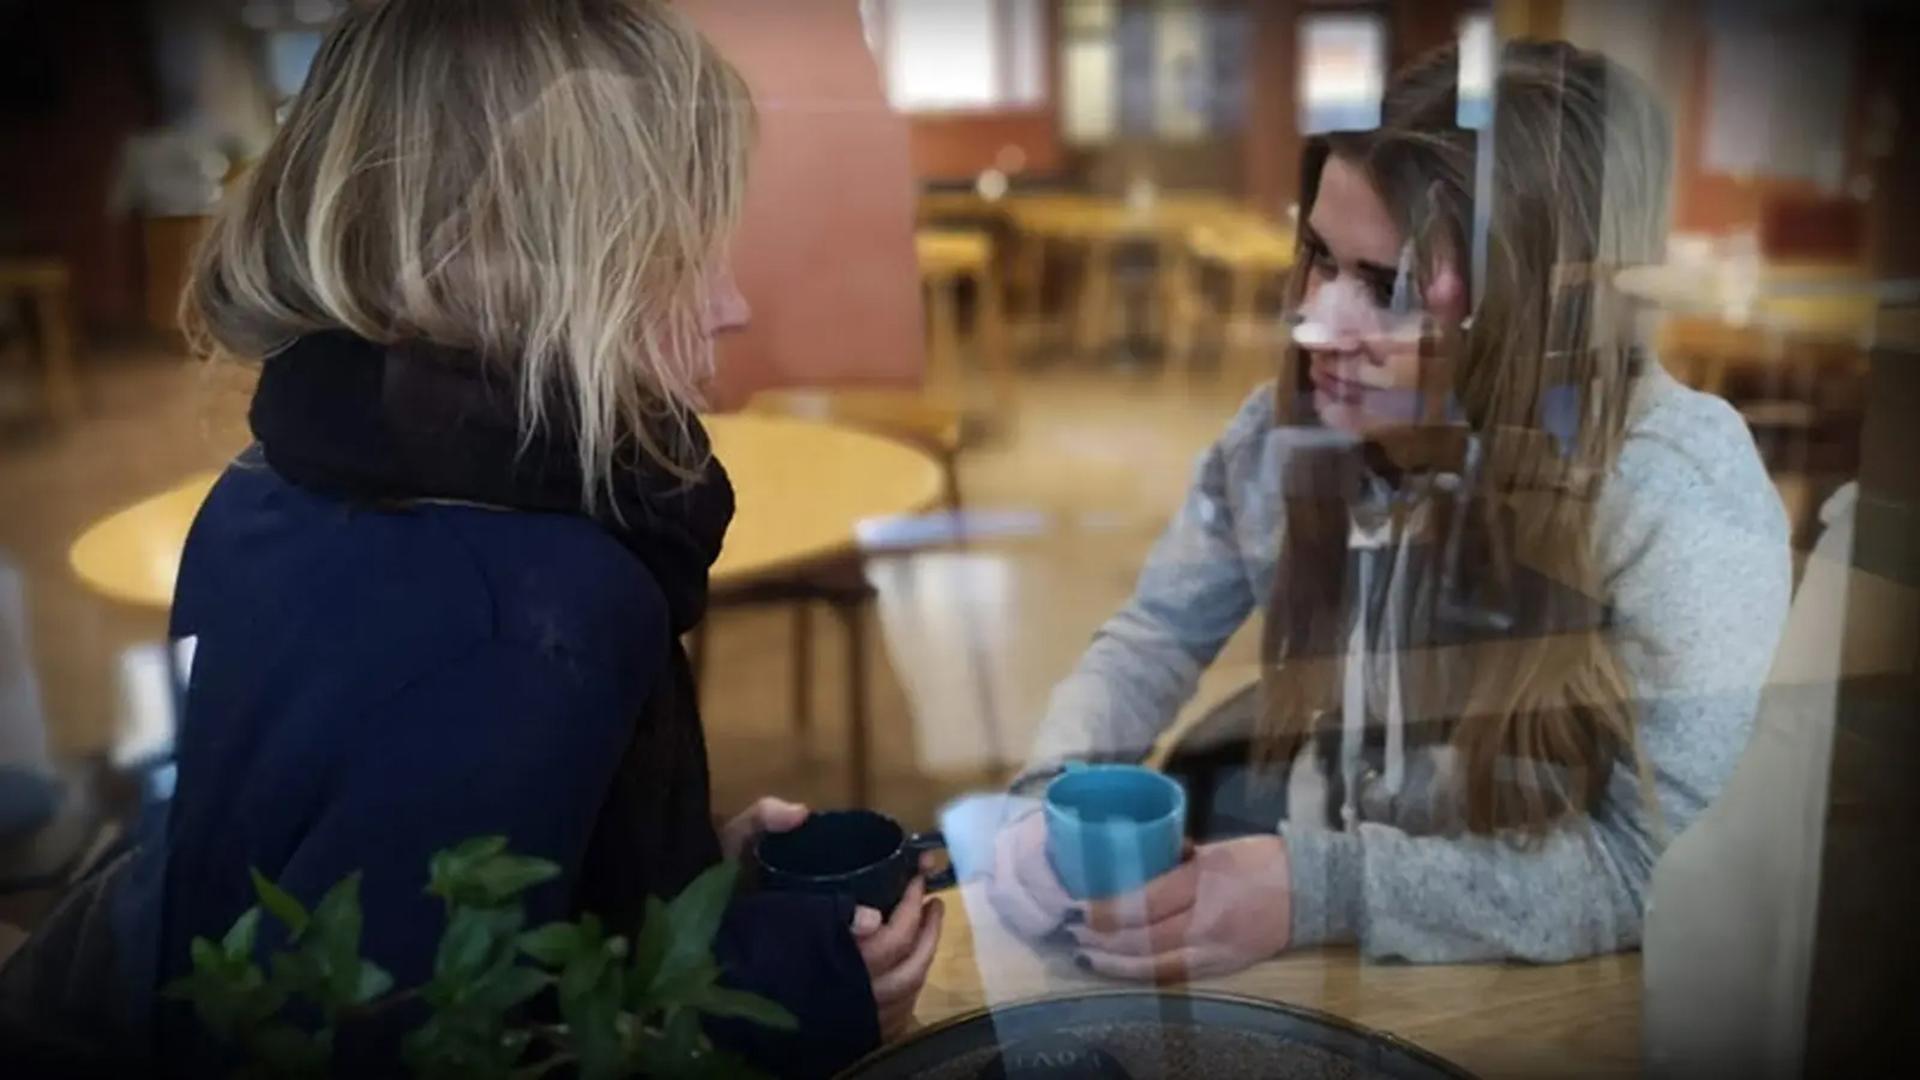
[{"x1": 706, "y1": 273, "x2": 752, "y2": 336}]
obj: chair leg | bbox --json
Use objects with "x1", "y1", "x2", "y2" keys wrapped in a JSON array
[
  {"x1": 833, "y1": 597, "x2": 871, "y2": 808},
  {"x1": 32, "y1": 284, "x2": 79, "y2": 422},
  {"x1": 687, "y1": 620, "x2": 709, "y2": 696},
  {"x1": 791, "y1": 601, "x2": 813, "y2": 749}
]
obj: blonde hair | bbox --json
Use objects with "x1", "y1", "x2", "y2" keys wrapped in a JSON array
[
  {"x1": 184, "y1": 0, "x2": 755, "y2": 504},
  {"x1": 1259, "y1": 41, "x2": 1672, "y2": 835}
]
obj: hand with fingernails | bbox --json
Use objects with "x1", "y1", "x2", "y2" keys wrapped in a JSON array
[
  {"x1": 985, "y1": 808, "x2": 1293, "y2": 981},
  {"x1": 721, "y1": 798, "x2": 945, "y2": 1041},
  {"x1": 1065, "y1": 834, "x2": 1291, "y2": 981}
]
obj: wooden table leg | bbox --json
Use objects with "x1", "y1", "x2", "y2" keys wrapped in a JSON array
[
  {"x1": 976, "y1": 265, "x2": 1014, "y2": 417},
  {"x1": 791, "y1": 601, "x2": 813, "y2": 750},
  {"x1": 1161, "y1": 244, "x2": 1199, "y2": 379},
  {"x1": 925, "y1": 273, "x2": 962, "y2": 395},
  {"x1": 1226, "y1": 266, "x2": 1263, "y2": 383},
  {"x1": 833, "y1": 595, "x2": 871, "y2": 808},
  {"x1": 32, "y1": 283, "x2": 79, "y2": 421},
  {"x1": 1074, "y1": 238, "x2": 1113, "y2": 360},
  {"x1": 1012, "y1": 235, "x2": 1046, "y2": 333}
]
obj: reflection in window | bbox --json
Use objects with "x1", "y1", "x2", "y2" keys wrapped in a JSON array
[
  {"x1": 1704, "y1": 14, "x2": 1851, "y2": 189},
  {"x1": 875, "y1": 0, "x2": 1047, "y2": 114},
  {"x1": 1061, "y1": 0, "x2": 1247, "y2": 145},
  {"x1": 1061, "y1": 0, "x2": 1117, "y2": 143},
  {"x1": 1456, "y1": 11, "x2": 1495, "y2": 129},
  {"x1": 1298, "y1": 12, "x2": 1386, "y2": 134}
]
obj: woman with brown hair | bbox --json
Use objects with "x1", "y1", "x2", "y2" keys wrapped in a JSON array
[{"x1": 984, "y1": 40, "x2": 1790, "y2": 975}]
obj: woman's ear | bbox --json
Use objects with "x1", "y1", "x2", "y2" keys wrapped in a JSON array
[{"x1": 1426, "y1": 262, "x2": 1468, "y2": 323}]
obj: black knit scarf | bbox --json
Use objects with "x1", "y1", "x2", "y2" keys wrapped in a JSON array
[{"x1": 249, "y1": 330, "x2": 734, "y2": 928}]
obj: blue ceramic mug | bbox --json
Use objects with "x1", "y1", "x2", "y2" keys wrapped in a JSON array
[
  {"x1": 753, "y1": 809, "x2": 954, "y2": 914},
  {"x1": 1043, "y1": 764, "x2": 1187, "y2": 900}
]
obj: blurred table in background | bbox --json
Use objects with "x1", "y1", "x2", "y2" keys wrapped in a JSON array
[
  {"x1": 0, "y1": 258, "x2": 78, "y2": 422},
  {"x1": 67, "y1": 414, "x2": 945, "y2": 605},
  {"x1": 1179, "y1": 217, "x2": 1296, "y2": 380},
  {"x1": 919, "y1": 882, "x2": 1642, "y2": 1077},
  {"x1": 1617, "y1": 261, "x2": 1916, "y2": 393},
  {"x1": 917, "y1": 191, "x2": 1296, "y2": 373}
]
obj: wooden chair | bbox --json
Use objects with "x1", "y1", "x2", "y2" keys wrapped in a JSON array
[
  {"x1": 688, "y1": 392, "x2": 971, "y2": 805},
  {"x1": 0, "y1": 259, "x2": 78, "y2": 421},
  {"x1": 917, "y1": 229, "x2": 1014, "y2": 418}
]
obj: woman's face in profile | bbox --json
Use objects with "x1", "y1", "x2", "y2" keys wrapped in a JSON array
[{"x1": 1299, "y1": 155, "x2": 1464, "y2": 434}]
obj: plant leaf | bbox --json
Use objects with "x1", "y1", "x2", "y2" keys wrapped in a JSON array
[
  {"x1": 466, "y1": 965, "x2": 551, "y2": 1013},
  {"x1": 250, "y1": 868, "x2": 310, "y2": 937},
  {"x1": 658, "y1": 1006, "x2": 703, "y2": 1070},
  {"x1": 189, "y1": 936, "x2": 222, "y2": 974},
  {"x1": 628, "y1": 896, "x2": 670, "y2": 988},
  {"x1": 354, "y1": 959, "x2": 394, "y2": 1005},
  {"x1": 655, "y1": 862, "x2": 737, "y2": 992},
  {"x1": 649, "y1": 957, "x2": 721, "y2": 1006},
  {"x1": 436, "y1": 905, "x2": 500, "y2": 984},
  {"x1": 516, "y1": 923, "x2": 579, "y2": 968},
  {"x1": 221, "y1": 907, "x2": 263, "y2": 960},
  {"x1": 427, "y1": 835, "x2": 510, "y2": 902},
  {"x1": 694, "y1": 986, "x2": 799, "y2": 1032},
  {"x1": 469, "y1": 854, "x2": 561, "y2": 905},
  {"x1": 304, "y1": 872, "x2": 367, "y2": 1008}
]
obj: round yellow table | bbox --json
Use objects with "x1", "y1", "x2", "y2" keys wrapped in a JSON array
[
  {"x1": 67, "y1": 413, "x2": 946, "y2": 608},
  {"x1": 917, "y1": 882, "x2": 1642, "y2": 1077}
]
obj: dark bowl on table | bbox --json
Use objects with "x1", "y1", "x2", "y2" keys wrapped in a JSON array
[{"x1": 837, "y1": 989, "x2": 1473, "y2": 1080}]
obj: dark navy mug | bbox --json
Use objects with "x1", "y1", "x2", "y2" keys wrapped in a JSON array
[{"x1": 752, "y1": 809, "x2": 955, "y2": 914}]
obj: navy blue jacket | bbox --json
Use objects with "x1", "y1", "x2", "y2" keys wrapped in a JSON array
[{"x1": 143, "y1": 459, "x2": 878, "y2": 1075}]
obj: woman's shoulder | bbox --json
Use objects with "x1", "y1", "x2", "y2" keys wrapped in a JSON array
[
  {"x1": 1609, "y1": 364, "x2": 1788, "y2": 539},
  {"x1": 185, "y1": 459, "x2": 670, "y2": 680}
]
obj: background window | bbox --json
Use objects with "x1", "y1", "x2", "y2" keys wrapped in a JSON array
[
  {"x1": 1298, "y1": 12, "x2": 1387, "y2": 134},
  {"x1": 1456, "y1": 11, "x2": 1495, "y2": 129},
  {"x1": 875, "y1": 0, "x2": 1047, "y2": 114}
]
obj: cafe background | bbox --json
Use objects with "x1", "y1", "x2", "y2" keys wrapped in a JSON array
[{"x1": 2, "y1": 0, "x2": 1915, "y2": 1073}]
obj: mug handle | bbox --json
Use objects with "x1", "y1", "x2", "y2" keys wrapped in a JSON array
[{"x1": 907, "y1": 830, "x2": 956, "y2": 892}]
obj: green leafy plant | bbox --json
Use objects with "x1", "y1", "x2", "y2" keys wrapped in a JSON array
[{"x1": 164, "y1": 837, "x2": 796, "y2": 1079}]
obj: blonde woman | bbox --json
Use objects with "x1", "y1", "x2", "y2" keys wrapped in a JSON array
[
  {"x1": 109, "y1": 1, "x2": 934, "y2": 1073},
  {"x1": 984, "y1": 41, "x2": 1790, "y2": 975}
]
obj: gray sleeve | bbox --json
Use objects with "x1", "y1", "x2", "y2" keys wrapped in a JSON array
[
  {"x1": 1016, "y1": 391, "x2": 1271, "y2": 787},
  {"x1": 1284, "y1": 402, "x2": 1792, "y2": 962}
]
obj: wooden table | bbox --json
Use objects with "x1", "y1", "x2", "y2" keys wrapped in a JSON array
[
  {"x1": 1004, "y1": 194, "x2": 1270, "y2": 358},
  {"x1": 1615, "y1": 262, "x2": 1918, "y2": 394},
  {"x1": 1180, "y1": 219, "x2": 1297, "y2": 380},
  {"x1": 917, "y1": 883, "x2": 1643, "y2": 1077},
  {"x1": 68, "y1": 413, "x2": 947, "y2": 607}
]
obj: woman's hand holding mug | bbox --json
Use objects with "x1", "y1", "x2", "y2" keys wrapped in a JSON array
[
  {"x1": 983, "y1": 806, "x2": 1081, "y2": 939},
  {"x1": 721, "y1": 796, "x2": 811, "y2": 860},
  {"x1": 852, "y1": 862, "x2": 945, "y2": 1041},
  {"x1": 1066, "y1": 834, "x2": 1293, "y2": 981}
]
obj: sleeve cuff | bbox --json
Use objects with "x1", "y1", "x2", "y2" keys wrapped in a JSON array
[{"x1": 1280, "y1": 823, "x2": 1364, "y2": 947}]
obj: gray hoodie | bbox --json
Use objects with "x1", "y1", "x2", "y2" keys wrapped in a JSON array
[{"x1": 1022, "y1": 365, "x2": 1791, "y2": 963}]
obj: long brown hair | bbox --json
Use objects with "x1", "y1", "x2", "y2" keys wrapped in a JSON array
[{"x1": 1257, "y1": 40, "x2": 1672, "y2": 836}]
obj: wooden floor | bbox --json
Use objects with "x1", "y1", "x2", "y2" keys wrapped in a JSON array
[{"x1": 0, "y1": 340, "x2": 1269, "y2": 835}]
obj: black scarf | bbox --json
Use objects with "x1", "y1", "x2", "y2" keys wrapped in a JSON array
[{"x1": 249, "y1": 331, "x2": 734, "y2": 928}]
